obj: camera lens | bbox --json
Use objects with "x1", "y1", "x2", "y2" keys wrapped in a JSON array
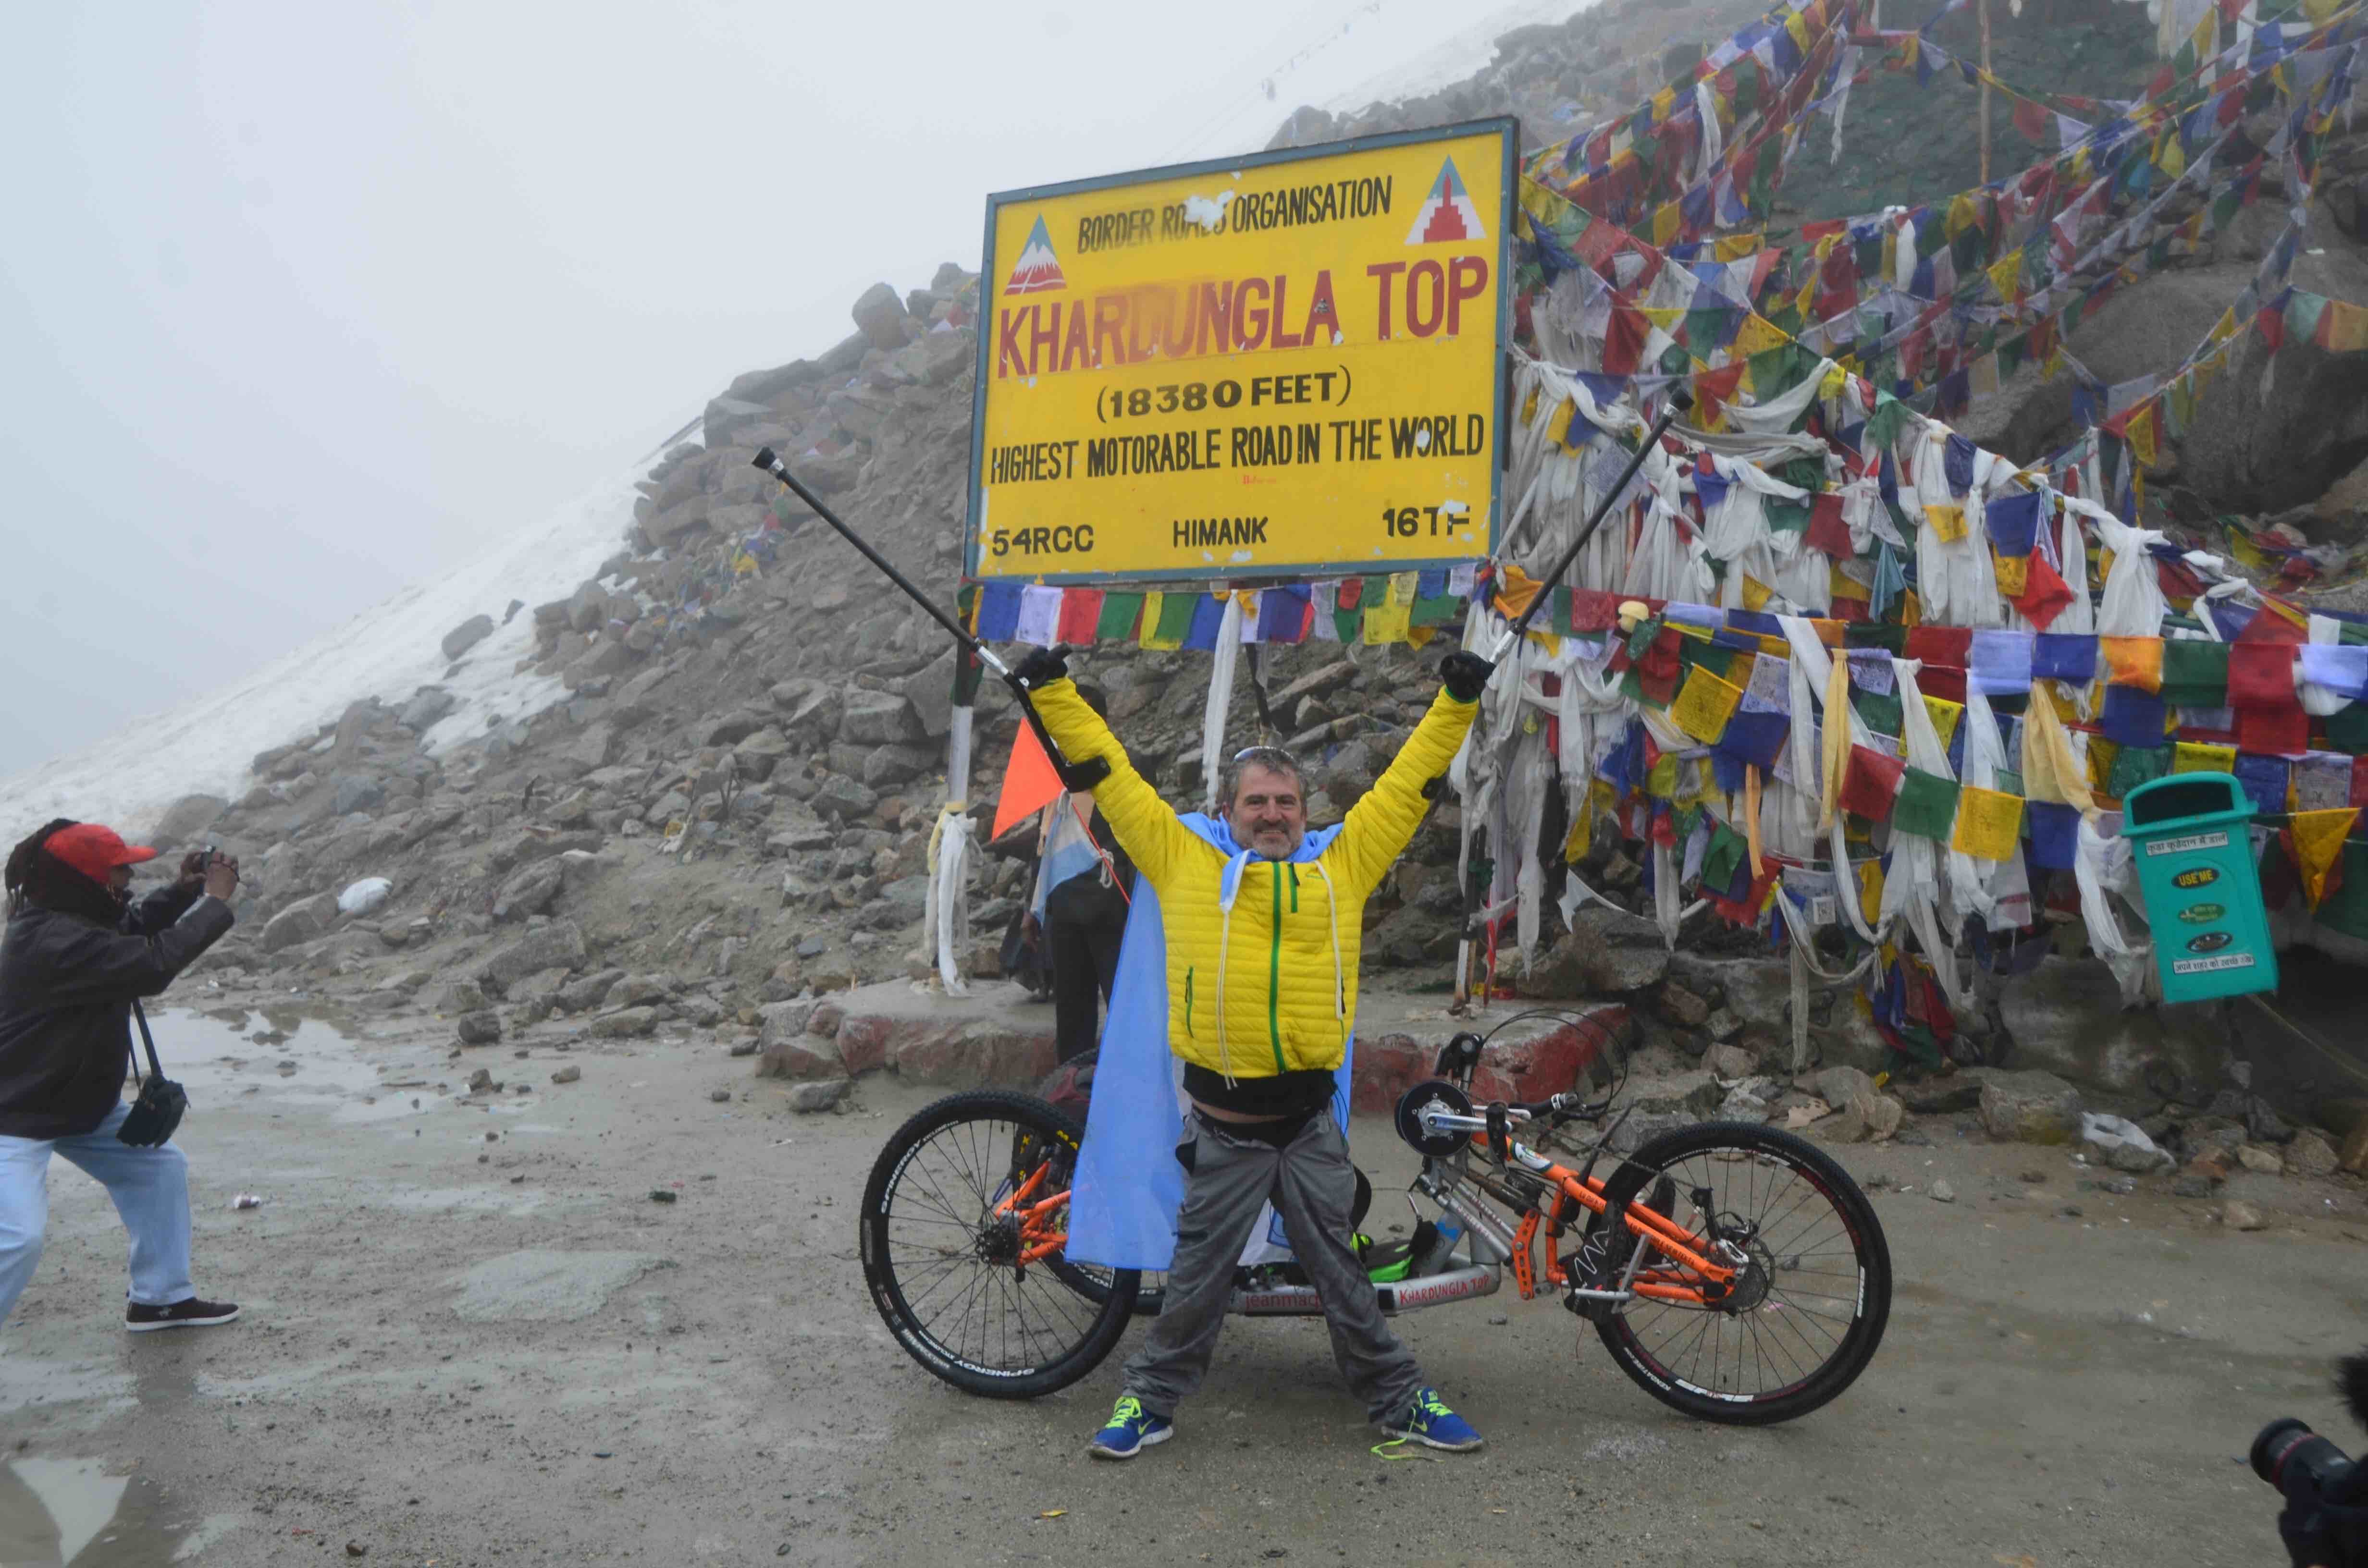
[
  {"x1": 2255, "y1": 1419, "x2": 2317, "y2": 1485},
  {"x1": 2254, "y1": 1418, "x2": 2353, "y2": 1502}
]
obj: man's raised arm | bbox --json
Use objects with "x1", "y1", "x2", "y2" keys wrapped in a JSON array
[
  {"x1": 1330, "y1": 652, "x2": 1492, "y2": 894},
  {"x1": 1021, "y1": 656, "x2": 1197, "y2": 886}
]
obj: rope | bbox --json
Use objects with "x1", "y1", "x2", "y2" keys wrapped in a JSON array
[{"x1": 2242, "y1": 994, "x2": 2368, "y2": 1092}]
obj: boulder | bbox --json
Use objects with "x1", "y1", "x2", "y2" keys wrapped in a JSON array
[
  {"x1": 1656, "y1": 980, "x2": 1712, "y2": 1028},
  {"x1": 555, "y1": 968, "x2": 626, "y2": 1013},
  {"x1": 480, "y1": 920, "x2": 588, "y2": 987},
  {"x1": 813, "y1": 774, "x2": 879, "y2": 821},
  {"x1": 455, "y1": 1010, "x2": 503, "y2": 1045},
  {"x1": 703, "y1": 713, "x2": 766, "y2": 747},
  {"x1": 705, "y1": 396, "x2": 778, "y2": 451},
  {"x1": 608, "y1": 974, "x2": 668, "y2": 1007},
  {"x1": 1894, "y1": 1070, "x2": 1990, "y2": 1115},
  {"x1": 589, "y1": 1006, "x2": 660, "y2": 1038},
  {"x1": 732, "y1": 728, "x2": 793, "y2": 781},
  {"x1": 775, "y1": 683, "x2": 842, "y2": 741},
  {"x1": 839, "y1": 689, "x2": 923, "y2": 746},
  {"x1": 788, "y1": 1078, "x2": 853, "y2": 1113},
  {"x1": 862, "y1": 745, "x2": 936, "y2": 788},
  {"x1": 330, "y1": 775, "x2": 385, "y2": 816},
  {"x1": 892, "y1": 1021, "x2": 1057, "y2": 1087},
  {"x1": 1705, "y1": 1043, "x2": 1758, "y2": 1080},
  {"x1": 646, "y1": 496, "x2": 709, "y2": 543},
  {"x1": 492, "y1": 860, "x2": 567, "y2": 922},
  {"x1": 400, "y1": 688, "x2": 457, "y2": 732},
  {"x1": 1521, "y1": 906, "x2": 1669, "y2": 996},
  {"x1": 851, "y1": 282, "x2": 912, "y2": 351},
  {"x1": 260, "y1": 894, "x2": 337, "y2": 954},
  {"x1": 441, "y1": 614, "x2": 495, "y2": 662},
  {"x1": 1827, "y1": 1090, "x2": 1905, "y2": 1144},
  {"x1": 147, "y1": 794, "x2": 229, "y2": 851},
  {"x1": 901, "y1": 647, "x2": 959, "y2": 739},
  {"x1": 1978, "y1": 1070, "x2": 2084, "y2": 1145},
  {"x1": 2289, "y1": 1129, "x2": 2341, "y2": 1177},
  {"x1": 1813, "y1": 1065, "x2": 1876, "y2": 1106}
]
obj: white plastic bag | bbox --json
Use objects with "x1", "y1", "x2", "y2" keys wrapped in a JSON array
[
  {"x1": 337, "y1": 877, "x2": 392, "y2": 917},
  {"x1": 2079, "y1": 1112, "x2": 2171, "y2": 1172}
]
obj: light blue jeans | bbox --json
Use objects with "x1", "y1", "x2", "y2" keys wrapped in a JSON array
[{"x1": 0, "y1": 1104, "x2": 194, "y2": 1326}]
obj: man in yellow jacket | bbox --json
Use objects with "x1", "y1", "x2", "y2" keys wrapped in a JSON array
[{"x1": 1012, "y1": 642, "x2": 1493, "y2": 1461}]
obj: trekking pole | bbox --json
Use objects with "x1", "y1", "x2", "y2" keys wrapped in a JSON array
[
  {"x1": 1451, "y1": 389, "x2": 1690, "y2": 1013},
  {"x1": 1490, "y1": 388, "x2": 1692, "y2": 656},
  {"x1": 748, "y1": 449, "x2": 1106, "y2": 788}
]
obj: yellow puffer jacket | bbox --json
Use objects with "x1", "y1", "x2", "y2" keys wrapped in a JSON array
[{"x1": 1032, "y1": 679, "x2": 1478, "y2": 1081}]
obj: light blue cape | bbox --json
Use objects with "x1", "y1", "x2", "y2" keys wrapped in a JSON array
[{"x1": 1065, "y1": 814, "x2": 1354, "y2": 1270}]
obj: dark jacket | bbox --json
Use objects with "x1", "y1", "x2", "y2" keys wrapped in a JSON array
[{"x1": 0, "y1": 883, "x2": 234, "y2": 1139}]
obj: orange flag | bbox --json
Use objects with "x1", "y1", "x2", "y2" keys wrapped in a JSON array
[{"x1": 990, "y1": 722, "x2": 1068, "y2": 841}]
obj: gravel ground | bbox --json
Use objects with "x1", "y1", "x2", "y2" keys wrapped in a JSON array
[{"x1": 2, "y1": 1003, "x2": 2364, "y2": 1567}]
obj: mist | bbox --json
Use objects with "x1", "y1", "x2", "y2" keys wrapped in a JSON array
[{"x1": 0, "y1": 0, "x2": 1564, "y2": 782}]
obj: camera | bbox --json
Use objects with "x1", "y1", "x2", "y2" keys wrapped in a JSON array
[{"x1": 2254, "y1": 1351, "x2": 2368, "y2": 1567}]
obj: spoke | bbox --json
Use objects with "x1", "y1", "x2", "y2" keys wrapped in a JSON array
[
  {"x1": 906, "y1": 1147, "x2": 985, "y2": 1231},
  {"x1": 1765, "y1": 1286, "x2": 1856, "y2": 1333}
]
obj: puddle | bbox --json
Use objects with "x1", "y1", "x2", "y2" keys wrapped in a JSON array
[
  {"x1": 0, "y1": 1457, "x2": 194, "y2": 1566},
  {"x1": 150, "y1": 1010, "x2": 432, "y2": 1126}
]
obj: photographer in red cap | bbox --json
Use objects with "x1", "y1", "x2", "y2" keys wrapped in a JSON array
[{"x1": 0, "y1": 819, "x2": 242, "y2": 1332}]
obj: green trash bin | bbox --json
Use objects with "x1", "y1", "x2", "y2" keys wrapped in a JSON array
[{"x1": 2120, "y1": 772, "x2": 2278, "y2": 1003}]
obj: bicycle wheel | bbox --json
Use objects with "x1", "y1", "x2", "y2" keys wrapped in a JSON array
[
  {"x1": 1590, "y1": 1121, "x2": 1890, "y2": 1425},
  {"x1": 859, "y1": 1090, "x2": 1137, "y2": 1399},
  {"x1": 1056, "y1": 1262, "x2": 1168, "y2": 1318}
]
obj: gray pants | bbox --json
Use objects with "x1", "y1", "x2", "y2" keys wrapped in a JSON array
[{"x1": 1120, "y1": 1110, "x2": 1425, "y2": 1424}]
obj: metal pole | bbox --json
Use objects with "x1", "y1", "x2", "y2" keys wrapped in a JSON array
[
  {"x1": 1978, "y1": 0, "x2": 1994, "y2": 185},
  {"x1": 750, "y1": 448, "x2": 1011, "y2": 678},
  {"x1": 1497, "y1": 392, "x2": 1692, "y2": 649},
  {"x1": 748, "y1": 448, "x2": 1106, "y2": 788}
]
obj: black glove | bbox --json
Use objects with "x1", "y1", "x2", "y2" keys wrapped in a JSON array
[
  {"x1": 1010, "y1": 644, "x2": 1072, "y2": 691},
  {"x1": 1439, "y1": 649, "x2": 1494, "y2": 703}
]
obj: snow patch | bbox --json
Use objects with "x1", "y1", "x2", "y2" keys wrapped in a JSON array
[{"x1": 0, "y1": 466, "x2": 642, "y2": 836}]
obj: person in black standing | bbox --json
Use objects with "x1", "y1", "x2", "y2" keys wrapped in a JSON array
[
  {"x1": 1022, "y1": 684, "x2": 1133, "y2": 1064},
  {"x1": 0, "y1": 820, "x2": 242, "y2": 1332}
]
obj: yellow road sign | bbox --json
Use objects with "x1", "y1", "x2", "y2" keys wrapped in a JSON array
[{"x1": 966, "y1": 119, "x2": 1513, "y2": 584}]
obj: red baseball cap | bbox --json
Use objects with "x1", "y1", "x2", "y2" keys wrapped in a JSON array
[{"x1": 43, "y1": 823, "x2": 158, "y2": 882}]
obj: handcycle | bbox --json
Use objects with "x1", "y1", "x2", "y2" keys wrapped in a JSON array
[{"x1": 858, "y1": 1007, "x2": 1891, "y2": 1424}]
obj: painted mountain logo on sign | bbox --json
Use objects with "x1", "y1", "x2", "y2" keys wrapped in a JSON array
[
  {"x1": 1404, "y1": 158, "x2": 1486, "y2": 245},
  {"x1": 1005, "y1": 216, "x2": 1067, "y2": 295}
]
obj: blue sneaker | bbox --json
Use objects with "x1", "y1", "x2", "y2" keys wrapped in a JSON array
[
  {"x1": 1088, "y1": 1395, "x2": 1173, "y2": 1461},
  {"x1": 1380, "y1": 1387, "x2": 1483, "y2": 1452}
]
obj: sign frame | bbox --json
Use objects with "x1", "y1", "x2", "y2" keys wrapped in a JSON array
[{"x1": 963, "y1": 116, "x2": 1518, "y2": 587}]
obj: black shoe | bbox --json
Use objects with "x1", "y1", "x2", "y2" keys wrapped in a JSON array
[{"x1": 126, "y1": 1297, "x2": 240, "y2": 1333}]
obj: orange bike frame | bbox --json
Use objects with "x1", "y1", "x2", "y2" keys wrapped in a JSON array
[
  {"x1": 1517, "y1": 1156, "x2": 1735, "y2": 1307},
  {"x1": 992, "y1": 1162, "x2": 1071, "y2": 1264}
]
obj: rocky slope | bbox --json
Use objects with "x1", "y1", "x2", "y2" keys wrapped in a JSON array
[{"x1": 109, "y1": 3, "x2": 2368, "y2": 1160}]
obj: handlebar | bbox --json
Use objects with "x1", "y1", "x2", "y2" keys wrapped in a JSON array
[{"x1": 1415, "y1": 1092, "x2": 1588, "y2": 1131}]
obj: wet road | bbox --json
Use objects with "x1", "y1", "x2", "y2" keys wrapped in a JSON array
[{"x1": 2, "y1": 1003, "x2": 2363, "y2": 1565}]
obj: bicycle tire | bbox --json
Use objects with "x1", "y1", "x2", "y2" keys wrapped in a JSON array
[
  {"x1": 1591, "y1": 1120, "x2": 1890, "y2": 1426},
  {"x1": 859, "y1": 1090, "x2": 1137, "y2": 1400},
  {"x1": 1057, "y1": 1262, "x2": 1169, "y2": 1318}
]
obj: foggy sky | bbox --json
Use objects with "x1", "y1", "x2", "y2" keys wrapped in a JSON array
[{"x1": 0, "y1": 0, "x2": 1540, "y2": 779}]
